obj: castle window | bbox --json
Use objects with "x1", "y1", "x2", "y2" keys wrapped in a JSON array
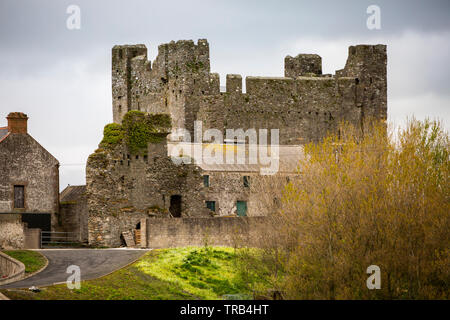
[
  {"x1": 203, "y1": 175, "x2": 210, "y2": 187},
  {"x1": 14, "y1": 185, "x2": 25, "y2": 209},
  {"x1": 206, "y1": 201, "x2": 216, "y2": 212},
  {"x1": 144, "y1": 155, "x2": 148, "y2": 163},
  {"x1": 243, "y1": 176, "x2": 250, "y2": 188},
  {"x1": 136, "y1": 155, "x2": 139, "y2": 160}
]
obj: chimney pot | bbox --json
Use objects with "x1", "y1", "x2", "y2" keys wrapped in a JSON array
[{"x1": 7, "y1": 112, "x2": 28, "y2": 134}]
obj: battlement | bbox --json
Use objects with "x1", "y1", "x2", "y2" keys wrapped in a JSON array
[
  {"x1": 285, "y1": 54, "x2": 322, "y2": 77},
  {"x1": 111, "y1": 39, "x2": 387, "y2": 144}
]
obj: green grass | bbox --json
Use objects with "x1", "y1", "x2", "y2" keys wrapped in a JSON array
[
  {"x1": 134, "y1": 247, "x2": 250, "y2": 300},
  {"x1": 3, "y1": 250, "x2": 47, "y2": 274},
  {"x1": 0, "y1": 247, "x2": 254, "y2": 300}
]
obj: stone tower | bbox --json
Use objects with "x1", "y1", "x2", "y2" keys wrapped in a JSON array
[{"x1": 111, "y1": 39, "x2": 387, "y2": 144}]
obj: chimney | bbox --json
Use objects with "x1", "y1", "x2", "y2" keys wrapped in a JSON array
[{"x1": 7, "y1": 112, "x2": 28, "y2": 134}]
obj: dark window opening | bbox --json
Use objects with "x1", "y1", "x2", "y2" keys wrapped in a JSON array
[
  {"x1": 169, "y1": 195, "x2": 182, "y2": 217},
  {"x1": 206, "y1": 201, "x2": 216, "y2": 212},
  {"x1": 14, "y1": 185, "x2": 24, "y2": 208},
  {"x1": 136, "y1": 222, "x2": 141, "y2": 230},
  {"x1": 203, "y1": 175, "x2": 210, "y2": 187},
  {"x1": 243, "y1": 176, "x2": 250, "y2": 188},
  {"x1": 144, "y1": 155, "x2": 148, "y2": 163}
]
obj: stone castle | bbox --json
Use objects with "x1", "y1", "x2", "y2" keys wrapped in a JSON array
[
  {"x1": 111, "y1": 39, "x2": 386, "y2": 143},
  {"x1": 84, "y1": 39, "x2": 387, "y2": 247}
]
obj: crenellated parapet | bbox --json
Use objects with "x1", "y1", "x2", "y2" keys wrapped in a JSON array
[{"x1": 111, "y1": 39, "x2": 387, "y2": 144}]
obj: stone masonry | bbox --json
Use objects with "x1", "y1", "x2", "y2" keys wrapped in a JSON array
[
  {"x1": 86, "y1": 39, "x2": 387, "y2": 247},
  {"x1": 112, "y1": 40, "x2": 387, "y2": 144}
]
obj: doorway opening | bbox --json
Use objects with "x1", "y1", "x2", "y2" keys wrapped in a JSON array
[{"x1": 170, "y1": 195, "x2": 182, "y2": 217}]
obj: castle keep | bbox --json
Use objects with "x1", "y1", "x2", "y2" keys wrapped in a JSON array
[
  {"x1": 111, "y1": 39, "x2": 386, "y2": 143},
  {"x1": 86, "y1": 39, "x2": 387, "y2": 247}
]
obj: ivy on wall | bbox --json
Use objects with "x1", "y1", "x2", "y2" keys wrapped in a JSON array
[{"x1": 99, "y1": 110, "x2": 171, "y2": 155}]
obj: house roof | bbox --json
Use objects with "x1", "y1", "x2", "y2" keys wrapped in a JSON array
[
  {"x1": 0, "y1": 127, "x2": 9, "y2": 143},
  {"x1": 60, "y1": 185, "x2": 86, "y2": 202}
]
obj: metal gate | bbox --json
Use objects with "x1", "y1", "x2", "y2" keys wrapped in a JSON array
[{"x1": 40, "y1": 231, "x2": 79, "y2": 248}]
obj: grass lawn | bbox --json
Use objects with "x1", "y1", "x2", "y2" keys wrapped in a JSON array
[
  {"x1": 3, "y1": 250, "x2": 47, "y2": 274},
  {"x1": 0, "y1": 246, "x2": 254, "y2": 300}
]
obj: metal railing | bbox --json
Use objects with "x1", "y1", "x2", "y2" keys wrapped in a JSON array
[{"x1": 40, "y1": 231, "x2": 79, "y2": 248}]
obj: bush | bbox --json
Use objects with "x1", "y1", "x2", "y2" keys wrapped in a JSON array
[{"x1": 240, "y1": 118, "x2": 449, "y2": 299}]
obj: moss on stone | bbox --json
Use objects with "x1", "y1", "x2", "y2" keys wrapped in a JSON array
[
  {"x1": 186, "y1": 59, "x2": 204, "y2": 73},
  {"x1": 122, "y1": 110, "x2": 172, "y2": 155},
  {"x1": 100, "y1": 123, "x2": 124, "y2": 149}
]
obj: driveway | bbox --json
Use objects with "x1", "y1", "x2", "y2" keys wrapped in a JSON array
[{"x1": 0, "y1": 248, "x2": 148, "y2": 289}]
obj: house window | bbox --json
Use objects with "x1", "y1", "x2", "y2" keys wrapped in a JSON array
[
  {"x1": 206, "y1": 201, "x2": 216, "y2": 212},
  {"x1": 243, "y1": 176, "x2": 250, "y2": 188},
  {"x1": 203, "y1": 175, "x2": 210, "y2": 187},
  {"x1": 236, "y1": 201, "x2": 247, "y2": 216},
  {"x1": 14, "y1": 185, "x2": 25, "y2": 208}
]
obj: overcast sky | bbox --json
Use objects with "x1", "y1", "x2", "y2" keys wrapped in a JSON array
[{"x1": 0, "y1": 0, "x2": 449, "y2": 190}]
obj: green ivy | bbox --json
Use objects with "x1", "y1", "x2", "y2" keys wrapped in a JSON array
[
  {"x1": 97, "y1": 111, "x2": 171, "y2": 155},
  {"x1": 122, "y1": 111, "x2": 171, "y2": 155},
  {"x1": 100, "y1": 123, "x2": 124, "y2": 149}
]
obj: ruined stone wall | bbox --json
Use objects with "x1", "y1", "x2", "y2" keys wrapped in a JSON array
[
  {"x1": 112, "y1": 40, "x2": 387, "y2": 144},
  {"x1": 59, "y1": 198, "x2": 88, "y2": 243},
  {"x1": 0, "y1": 133, "x2": 60, "y2": 229},
  {"x1": 86, "y1": 137, "x2": 212, "y2": 247},
  {"x1": 112, "y1": 40, "x2": 216, "y2": 137},
  {"x1": 145, "y1": 216, "x2": 267, "y2": 248},
  {"x1": 203, "y1": 171, "x2": 249, "y2": 216},
  {"x1": 0, "y1": 214, "x2": 24, "y2": 249}
]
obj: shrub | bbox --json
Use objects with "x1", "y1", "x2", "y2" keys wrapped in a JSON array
[{"x1": 239, "y1": 118, "x2": 449, "y2": 299}]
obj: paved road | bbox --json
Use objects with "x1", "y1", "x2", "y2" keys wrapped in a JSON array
[{"x1": 0, "y1": 248, "x2": 148, "y2": 289}]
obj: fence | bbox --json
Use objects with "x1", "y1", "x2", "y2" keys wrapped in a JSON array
[{"x1": 40, "y1": 231, "x2": 79, "y2": 248}]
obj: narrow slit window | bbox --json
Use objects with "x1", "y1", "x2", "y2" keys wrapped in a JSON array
[
  {"x1": 243, "y1": 176, "x2": 250, "y2": 188},
  {"x1": 203, "y1": 175, "x2": 210, "y2": 187}
]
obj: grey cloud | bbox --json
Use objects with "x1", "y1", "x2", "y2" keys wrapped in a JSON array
[{"x1": 0, "y1": 0, "x2": 448, "y2": 188}]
